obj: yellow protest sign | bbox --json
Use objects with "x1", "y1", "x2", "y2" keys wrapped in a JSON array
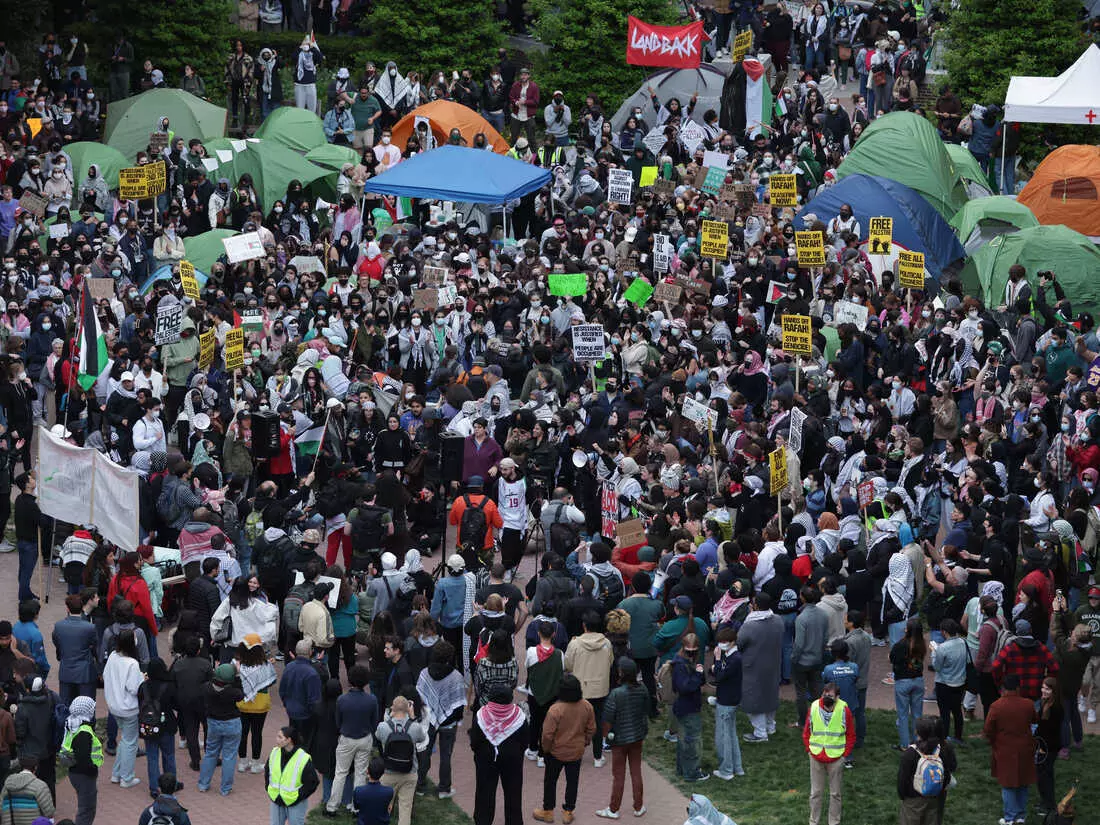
[
  {"x1": 733, "y1": 30, "x2": 753, "y2": 62},
  {"x1": 699, "y1": 219, "x2": 729, "y2": 259},
  {"x1": 897, "y1": 250, "x2": 926, "y2": 289},
  {"x1": 768, "y1": 174, "x2": 797, "y2": 207},
  {"x1": 781, "y1": 313, "x2": 813, "y2": 356},
  {"x1": 198, "y1": 329, "x2": 216, "y2": 369},
  {"x1": 868, "y1": 216, "x2": 893, "y2": 255},
  {"x1": 769, "y1": 447, "x2": 788, "y2": 495},
  {"x1": 118, "y1": 161, "x2": 167, "y2": 199},
  {"x1": 639, "y1": 166, "x2": 658, "y2": 187},
  {"x1": 179, "y1": 260, "x2": 200, "y2": 300},
  {"x1": 224, "y1": 328, "x2": 244, "y2": 371},
  {"x1": 794, "y1": 230, "x2": 826, "y2": 267}
]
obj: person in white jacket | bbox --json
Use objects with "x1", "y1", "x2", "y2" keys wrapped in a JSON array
[
  {"x1": 103, "y1": 630, "x2": 144, "y2": 787},
  {"x1": 132, "y1": 397, "x2": 166, "y2": 453},
  {"x1": 210, "y1": 578, "x2": 279, "y2": 651}
]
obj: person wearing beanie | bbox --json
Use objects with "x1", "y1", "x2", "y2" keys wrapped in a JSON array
[
  {"x1": 469, "y1": 685, "x2": 527, "y2": 825},
  {"x1": 198, "y1": 661, "x2": 244, "y2": 794},
  {"x1": 535, "y1": 673, "x2": 595, "y2": 823},
  {"x1": 365, "y1": 551, "x2": 410, "y2": 619},
  {"x1": 279, "y1": 640, "x2": 322, "y2": 749},
  {"x1": 992, "y1": 618, "x2": 1060, "y2": 701}
]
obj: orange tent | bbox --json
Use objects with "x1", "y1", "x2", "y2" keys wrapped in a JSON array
[
  {"x1": 1018, "y1": 144, "x2": 1100, "y2": 237},
  {"x1": 390, "y1": 100, "x2": 510, "y2": 155}
]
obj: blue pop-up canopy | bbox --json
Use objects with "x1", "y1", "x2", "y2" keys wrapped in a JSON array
[
  {"x1": 363, "y1": 145, "x2": 551, "y2": 204},
  {"x1": 795, "y1": 174, "x2": 965, "y2": 279}
]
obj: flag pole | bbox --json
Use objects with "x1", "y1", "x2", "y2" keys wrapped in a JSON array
[
  {"x1": 64, "y1": 283, "x2": 87, "y2": 434},
  {"x1": 310, "y1": 404, "x2": 334, "y2": 477}
]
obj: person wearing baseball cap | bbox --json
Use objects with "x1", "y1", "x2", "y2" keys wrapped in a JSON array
[{"x1": 430, "y1": 554, "x2": 473, "y2": 672}]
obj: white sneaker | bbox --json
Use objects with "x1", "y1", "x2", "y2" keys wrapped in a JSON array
[
  {"x1": 595, "y1": 809, "x2": 621, "y2": 819},
  {"x1": 525, "y1": 748, "x2": 539, "y2": 761},
  {"x1": 237, "y1": 759, "x2": 250, "y2": 773},
  {"x1": 178, "y1": 737, "x2": 187, "y2": 750},
  {"x1": 0, "y1": 541, "x2": 14, "y2": 553},
  {"x1": 1079, "y1": 695, "x2": 1087, "y2": 714},
  {"x1": 438, "y1": 790, "x2": 455, "y2": 799},
  {"x1": 633, "y1": 807, "x2": 647, "y2": 818},
  {"x1": 250, "y1": 761, "x2": 265, "y2": 774},
  {"x1": 712, "y1": 770, "x2": 735, "y2": 780},
  {"x1": 537, "y1": 757, "x2": 545, "y2": 768},
  {"x1": 593, "y1": 756, "x2": 606, "y2": 768},
  {"x1": 110, "y1": 776, "x2": 120, "y2": 784},
  {"x1": 120, "y1": 777, "x2": 142, "y2": 789},
  {"x1": 1089, "y1": 709, "x2": 1097, "y2": 724},
  {"x1": 707, "y1": 695, "x2": 718, "y2": 706}
]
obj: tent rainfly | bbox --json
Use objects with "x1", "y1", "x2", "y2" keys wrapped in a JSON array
[{"x1": 363, "y1": 145, "x2": 550, "y2": 204}]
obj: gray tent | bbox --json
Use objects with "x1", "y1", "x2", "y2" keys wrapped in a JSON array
[{"x1": 610, "y1": 65, "x2": 730, "y2": 133}]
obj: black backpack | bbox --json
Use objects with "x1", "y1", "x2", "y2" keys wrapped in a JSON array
[
  {"x1": 544, "y1": 572, "x2": 576, "y2": 619},
  {"x1": 458, "y1": 495, "x2": 489, "y2": 549},
  {"x1": 545, "y1": 502, "x2": 580, "y2": 558},
  {"x1": 139, "y1": 686, "x2": 167, "y2": 738},
  {"x1": 382, "y1": 719, "x2": 415, "y2": 773},
  {"x1": 352, "y1": 505, "x2": 389, "y2": 559},
  {"x1": 592, "y1": 568, "x2": 625, "y2": 609}
]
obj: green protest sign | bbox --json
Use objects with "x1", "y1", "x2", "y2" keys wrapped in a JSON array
[
  {"x1": 549, "y1": 273, "x2": 588, "y2": 297},
  {"x1": 623, "y1": 277, "x2": 653, "y2": 306}
]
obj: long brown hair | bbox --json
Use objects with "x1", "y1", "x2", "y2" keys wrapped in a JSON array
[
  {"x1": 1039, "y1": 676, "x2": 1061, "y2": 720},
  {"x1": 905, "y1": 617, "x2": 927, "y2": 668}
]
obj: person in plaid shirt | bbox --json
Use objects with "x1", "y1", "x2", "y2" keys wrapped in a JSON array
[{"x1": 992, "y1": 619, "x2": 1059, "y2": 700}]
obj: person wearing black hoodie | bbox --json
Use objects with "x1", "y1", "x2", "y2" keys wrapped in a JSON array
[
  {"x1": 415, "y1": 641, "x2": 464, "y2": 798},
  {"x1": 139, "y1": 657, "x2": 182, "y2": 798},
  {"x1": 169, "y1": 634, "x2": 212, "y2": 772}
]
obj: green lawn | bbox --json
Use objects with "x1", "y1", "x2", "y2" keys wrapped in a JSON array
[
  {"x1": 644, "y1": 700, "x2": 1096, "y2": 825},
  {"x1": 305, "y1": 782, "x2": 472, "y2": 825}
]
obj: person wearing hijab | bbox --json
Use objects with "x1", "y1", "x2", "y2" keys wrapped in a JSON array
[
  {"x1": 63, "y1": 694, "x2": 101, "y2": 825},
  {"x1": 469, "y1": 684, "x2": 528, "y2": 825}
]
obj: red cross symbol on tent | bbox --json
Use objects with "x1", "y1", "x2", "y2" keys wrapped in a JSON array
[{"x1": 1087, "y1": 109, "x2": 1098, "y2": 123}]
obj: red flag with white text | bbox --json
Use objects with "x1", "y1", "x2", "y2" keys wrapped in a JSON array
[{"x1": 625, "y1": 16, "x2": 704, "y2": 69}]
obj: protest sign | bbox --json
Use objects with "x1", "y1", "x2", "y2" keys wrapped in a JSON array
[
  {"x1": 682, "y1": 396, "x2": 719, "y2": 429},
  {"x1": 651, "y1": 178, "x2": 675, "y2": 197},
  {"x1": 572, "y1": 324, "x2": 606, "y2": 360},
  {"x1": 733, "y1": 29, "x2": 753, "y2": 61},
  {"x1": 679, "y1": 120, "x2": 707, "y2": 155},
  {"x1": 179, "y1": 260, "x2": 200, "y2": 300},
  {"x1": 18, "y1": 192, "x2": 46, "y2": 218},
  {"x1": 781, "y1": 314, "x2": 813, "y2": 355},
  {"x1": 423, "y1": 265, "x2": 449, "y2": 286},
  {"x1": 857, "y1": 480, "x2": 875, "y2": 509},
  {"x1": 199, "y1": 329, "x2": 216, "y2": 369},
  {"x1": 118, "y1": 161, "x2": 166, "y2": 198},
  {"x1": 222, "y1": 231, "x2": 265, "y2": 264},
  {"x1": 639, "y1": 166, "x2": 658, "y2": 187},
  {"x1": 608, "y1": 169, "x2": 634, "y2": 204},
  {"x1": 86, "y1": 278, "x2": 115, "y2": 301},
  {"x1": 642, "y1": 126, "x2": 667, "y2": 157},
  {"x1": 289, "y1": 255, "x2": 325, "y2": 274},
  {"x1": 794, "y1": 230, "x2": 826, "y2": 267},
  {"x1": 868, "y1": 216, "x2": 893, "y2": 255},
  {"x1": 549, "y1": 273, "x2": 588, "y2": 297},
  {"x1": 676, "y1": 275, "x2": 712, "y2": 296},
  {"x1": 241, "y1": 309, "x2": 264, "y2": 332},
  {"x1": 154, "y1": 302, "x2": 183, "y2": 345},
  {"x1": 699, "y1": 219, "x2": 729, "y2": 259},
  {"x1": 625, "y1": 17, "x2": 704, "y2": 69},
  {"x1": 833, "y1": 299, "x2": 869, "y2": 330},
  {"x1": 224, "y1": 328, "x2": 245, "y2": 370},
  {"x1": 703, "y1": 150, "x2": 729, "y2": 171},
  {"x1": 617, "y1": 518, "x2": 646, "y2": 547},
  {"x1": 769, "y1": 447, "x2": 788, "y2": 495},
  {"x1": 700, "y1": 166, "x2": 726, "y2": 197},
  {"x1": 49, "y1": 223, "x2": 70, "y2": 240},
  {"x1": 654, "y1": 281, "x2": 683, "y2": 303},
  {"x1": 437, "y1": 284, "x2": 458, "y2": 307},
  {"x1": 149, "y1": 131, "x2": 169, "y2": 153},
  {"x1": 653, "y1": 233, "x2": 673, "y2": 273},
  {"x1": 601, "y1": 482, "x2": 618, "y2": 538},
  {"x1": 412, "y1": 287, "x2": 438, "y2": 311},
  {"x1": 897, "y1": 250, "x2": 926, "y2": 289},
  {"x1": 713, "y1": 202, "x2": 737, "y2": 221},
  {"x1": 788, "y1": 408, "x2": 806, "y2": 455},
  {"x1": 623, "y1": 278, "x2": 653, "y2": 306},
  {"x1": 768, "y1": 174, "x2": 797, "y2": 206}
]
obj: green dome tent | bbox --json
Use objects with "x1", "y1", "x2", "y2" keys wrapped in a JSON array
[
  {"x1": 183, "y1": 228, "x2": 239, "y2": 272},
  {"x1": 253, "y1": 107, "x2": 327, "y2": 153},
  {"x1": 949, "y1": 196, "x2": 1039, "y2": 255},
  {"x1": 944, "y1": 144, "x2": 994, "y2": 199},
  {"x1": 104, "y1": 88, "x2": 227, "y2": 162},
  {"x1": 960, "y1": 224, "x2": 1100, "y2": 314},
  {"x1": 66, "y1": 142, "x2": 129, "y2": 192},
  {"x1": 305, "y1": 143, "x2": 361, "y2": 202},
  {"x1": 836, "y1": 111, "x2": 969, "y2": 220},
  {"x1": 192, "y1": 138, "x2": 328, "y2": 212}
]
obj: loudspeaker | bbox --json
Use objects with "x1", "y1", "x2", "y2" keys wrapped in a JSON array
[
  {"x1": 441, "y1": 435, "x2": 464, "y2": 485},
  {"x1": 252, "y1": 410, "x2": 281, "y2": 459}
]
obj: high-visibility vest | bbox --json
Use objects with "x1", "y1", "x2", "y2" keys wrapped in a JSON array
[
  {"x1": 807, "y1": 699, "x2": 849, "y2": 759},
  {"x1": 267, "y1": 747, "x2": 311, "y2": 805},
  {"x1": 61, "y1": 724, "x2": 103, "y2": 767}
]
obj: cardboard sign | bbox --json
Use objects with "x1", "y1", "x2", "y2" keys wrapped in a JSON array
[
  {"x1": 179, "y1": 260, "x2": 200, "y2": 300},
  {"x1": 616, "y1": 518, "x2": 646, "y2": 548},
  {"x1": 733, "y1": 29, "x2": 754, "y2": 61},
  {"x1": 241, "y1": 309, "x2": 264, "y2": 333},
  {"x1": 868, "y1": 216, "x2": 893, "y2": 255},
  {"x1": 572, "y1": 324, "x2": 606, "y2": 360},
  {"x1": 222, "y1": 231, "x2": 265, "y2": 264},
  {"x1": 154, "y1": 302, "x2": 183, "y2": 345},
  {"x1": 149, "y1": 132, "x2": 170, "y2": 153},
  {"x1": 752, "y1": 203, "x2": 772, "y2": 218},
  {"x1": 651, "y1": 178, "x2": 675, "y2": 197},
  {"x1": 768, "y1": 174, "x2": 797, "y2": 207},
  {"x1": 713, "y1": 202, "x2": 738, "y2": 221},
  {"x1": 897, "y1": 250, "x2": 926, "y2": 289},
  {"x1": 857, "y1": 479, "x2": 875, "y2": 509},
  {"x1": 86, "y1": 278, "x2": 116, "y2": 301},
  {"x1": 198, "y1": 329, "x2": 216, "y2": 369},
  {"x1": 769, "y1": 447, "x2": 788, "y2": 495},
  {"x1": 118, "y1": 161, "x2": 167, "y2": 199},
  {"x1": 18, "y1": 192, "x2": 46, "y2": 219},
  {"x1": 794, "y1": 230, "x2": 826, "y2": 267},
  {"x1": 700, "y1": 219, "x2": 729, "y2": 259},
  {"x1": 654, "y1": 281, "x2": 683, "y2": 303},
  {"x1": 623, "y1": 277, "x2": 653, "y2": 306},
  {"x1": 682, "y1": 396, "x2": 719, "y2": 429},
  {"x1": 653, "y1": 233, "x2": 673, "y2": 273},
  {"x1": 548, "y1": 273, "x2": 587, "y2": 297},
  {"x1": 412, "y1": 287, "x2": 438, "y2": 311},
  {"x1": 734, "y1": 183, "x2": 755, "y2": 208},
  {"x1": 423, "y1": 265, "x2": 448, "y2": 286},
  {"x1": 224, "y1": 328, "x2": 245, "y2": 371},
  {"x1": 788, "y1": 407, "x2": 806, "y2": 455},
  {"x1": 832, "y1": 299, "x2": 869, "y2": 330},
  {"x1": 677, "y1": 275, "x2": 712, "y2": 296},
  {"x1": 608, "y1": 168, "x2": 634, "y2": 205},
  {"x1": 781, "y1": 313, "x2": 813, "y2": 355}
]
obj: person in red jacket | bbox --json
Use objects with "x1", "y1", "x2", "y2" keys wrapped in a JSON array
[
  {"x1": 802, "y1": 682, "x2": 855, "y2": 825},
  {"x1": 267, "y1": 406, "x2": 296, "y2": 495},
  {"x1": 448, "y1": 476, "x2": 503, "y2": 557},
  {"x1": 106, "y1": 550, "x2": 158, "y2": 645}
]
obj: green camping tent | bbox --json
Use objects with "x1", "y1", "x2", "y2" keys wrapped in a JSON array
[
  {"x1": 949, "y1": 197, "x2": 1039, "y2": 254},
  {"x1": 944, "y1": 145, "x2": 994, "y2": 199},
  {"x1": 104, "y1": 88, "x2": 227, "y2": 162},
  {"x1": 960, "y1": 224, "x2": 1100, "y2": 314},
  {"x1": 253, "y1": 107, "x2": 327, "y2": 153},
  {"x1": 193, "y1": 138, "x2": 329, "y2": 212},
  {"x1": 65, "y1": 142, "x2": 129, "y2": 192},
  {"x1": 837, "y1": 111, "x2": 969, "y2": 220},
  {"x1": 305, "y1": 143, "x2": 360, "y2": 201},
  {"x1": 183, "y1": 228, "x2": 239, "y2": 272}
]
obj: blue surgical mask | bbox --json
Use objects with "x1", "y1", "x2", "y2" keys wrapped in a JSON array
[
  {"x1": 1062, "y1": 422, "x2": 1072, "y2": 433},
  {"x1": 631, "y1": 332, "x2": 640, "y2": 342}
]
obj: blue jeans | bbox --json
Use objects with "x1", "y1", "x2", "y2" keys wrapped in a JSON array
[
  {"x1": 270, "y1": 800, "x2": 308, "y2": 825},
  {"x1": 674, "y1": 712, "x2": 702, "y2": 779},
  {"x1": 780, "y1": 611, "x2": 797, "y2": 682},
  {"x1": 261, "y1": 97, "x2": 279, "y2": 120},
  {"x1": 714, "y1": 704, "x2": 743, "y2": 775},
  {"x1": 481, "y1": 111, "x2": 505, "y2": 133},
  {"x1": 1001, "y1": 786, "x2": 1029, "y2": 821},
  {"x1": 17, "y1": 539, "x2": 37, "y2": 600},
  {"x1": 888, "y1": 621, "x2": 907, "y2": 647},
  {"x1": 994, "y1": 156, "x2": 1017, "y2": 195},
  {"x1": 854, "y1": 687, "x2": 867, "y2": 746},
  {"x1": 236, "y1": 532, "x2": 252, "y2": 578},
  {"x1": 111, "y1": 713, "x2": 140, "y2": 782},
  {"x1": 322, "y1": 774, "x2": 354, "y2": 808},
  {"x1": 145, "y1": 731, "x2": 176, "y2": 793},
  {"x1": 198, "y1": 717, "x2": 241, "y2": 794},
  {"x1": 805, "y1": 41, "x2": 827, "y2": 71},
  {"x1": 894, "y1": 677, "x2": 924, "y2": 747},
  {"x1": 553, "y1": 133, "x2": 570, "y2": 147}
]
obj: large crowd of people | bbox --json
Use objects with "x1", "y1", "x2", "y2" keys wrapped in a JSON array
[{"x1": 0, "y1": 2, "x2": 1092, "y2": 825}]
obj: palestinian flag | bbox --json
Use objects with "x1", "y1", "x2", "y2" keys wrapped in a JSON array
[
  {"x1": 743, "y1": 58, "x2": 773, "y2": 140},
  {"x1": 77, "y1": 282, "x2": 107, "y2": 391},
  {"x1": 294, "y1": 424, "x2": 326, "y2": 456}
]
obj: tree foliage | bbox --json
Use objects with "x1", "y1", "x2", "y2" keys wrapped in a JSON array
[
  {"x1": 528, "y1": 0, "x2": 680, "y2": 112},
  {"x1": 942, "y1": 0, "x2": 1086, "y2": 106}
]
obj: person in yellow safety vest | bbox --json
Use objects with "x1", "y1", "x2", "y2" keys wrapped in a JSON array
[
  {"x1": 536, "y1": 135, "x2": 565, "y2": 169},
  {"x1": 266, "y1": 726, "x2": 319, "y2": 825},
  {"x1": 802, "y1": 683, "x2": 855, "y2": 825},
  {"x1": 506, "y1": 136, "x2": 533, "y2": 163},
  {"x1": 62, "y1": 695, "x2": 103, "y2": 825}
]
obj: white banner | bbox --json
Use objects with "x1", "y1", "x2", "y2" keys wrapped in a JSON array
[
  {"x1": 607, "y1": 169, "x2": 634, "y2": 205},
  {"x1": 788, "y1": 407, "x2": 807, "y2": 455},
  {"x1": 653, "y1": 233, "x2": 672, "y2": 273},
  {"x1": 37, "y1": 426, "x2": 141, "y2": 552},
  {"x1": 572, "y1": 324, "x2": 606, "y2": 360}
]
